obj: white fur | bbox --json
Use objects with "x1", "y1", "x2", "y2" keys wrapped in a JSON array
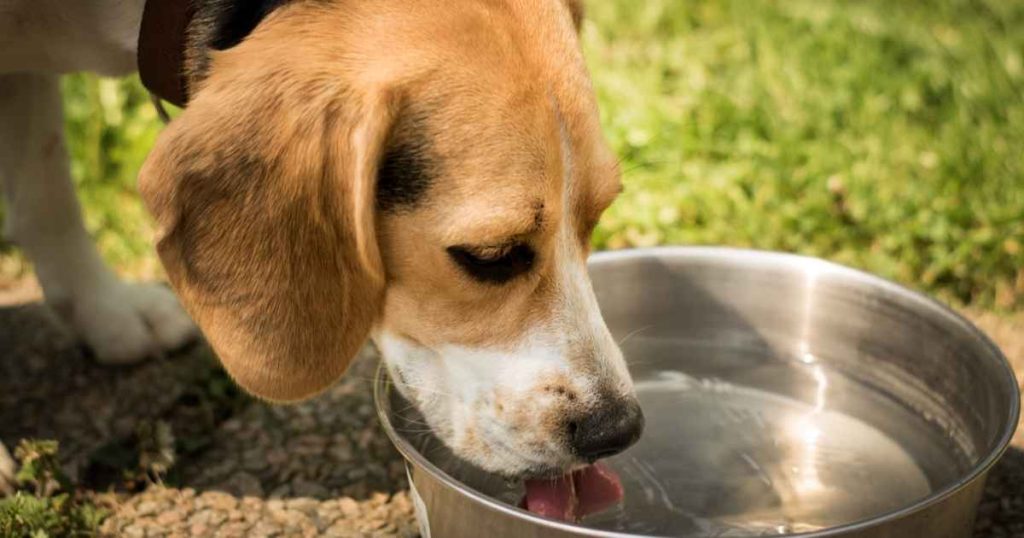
[
  {"x1": 374, "y1": 240, "x2": 635, "y2": 476},
  {"x1": 0, "y1": 71, "x2": 196, "y2": 365},
  {"x1": 375, "y1": 330, "x2": 583, "y2": 475},
  {"x1": 0, "y1": 441, "x2": 14, "y2": 495}
]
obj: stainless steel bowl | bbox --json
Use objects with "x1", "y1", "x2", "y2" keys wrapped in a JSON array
[{"x1": 375, "y1": 247, "x2": 1019, "y2": 537}]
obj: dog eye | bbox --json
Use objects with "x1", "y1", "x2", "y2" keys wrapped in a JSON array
[{"x1": 446, "y1": 243, "x2": 536, "y2": 284}]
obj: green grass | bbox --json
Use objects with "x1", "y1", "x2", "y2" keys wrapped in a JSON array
[
  {"x1": 4, "y1": 0, "x2": 1023, "y2": 308},
  {"x1": 0, "y1": 440, "x2": 108, "y2": 537},
  {"x1": 585, "y1": 0, "x2": 1024, "y2": 308}
]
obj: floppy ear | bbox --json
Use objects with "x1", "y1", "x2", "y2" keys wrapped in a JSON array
[
  {"x1": 139, "y1": 44, "x2": 394, "y2": 402},
  {"x1": 564, "y1": 0, "x2": 584, "y2": 31}
]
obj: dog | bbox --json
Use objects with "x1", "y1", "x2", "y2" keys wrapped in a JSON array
[{"x1": 0, "y1": 0, "x2": 644, "y2": 493}]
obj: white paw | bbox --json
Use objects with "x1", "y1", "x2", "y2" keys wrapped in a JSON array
[
  {"x1": 63, "y1": 282, "x2": 198, "y2": 365},
  {"x1": 0, "y1": 441, "x2": 15, "y2": 496}
]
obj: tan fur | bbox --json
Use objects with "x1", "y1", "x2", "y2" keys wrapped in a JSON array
[{"x1": 140, "y1": 0, "x2": 620, "y2": 404}]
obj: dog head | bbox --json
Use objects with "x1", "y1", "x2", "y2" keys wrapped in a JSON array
[{"x1": 140, "y1": 0, "x2": 642, "y2": 477}]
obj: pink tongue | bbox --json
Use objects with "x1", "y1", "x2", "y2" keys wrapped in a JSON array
[{"x1": 522, "y1": 463, "x2": 623, "y2": 521}]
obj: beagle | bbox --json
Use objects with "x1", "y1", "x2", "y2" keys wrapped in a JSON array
[{"x1": 0, "y1": 0, "x2": 643, "y2": 485}]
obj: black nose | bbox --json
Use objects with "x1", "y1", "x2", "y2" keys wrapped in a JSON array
[{"x1": 569, "y1": 397, "x2": 645, "y2": 461}]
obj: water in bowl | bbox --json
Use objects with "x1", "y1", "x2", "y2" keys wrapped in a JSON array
[{"x1": 394, "y1": 334, "x2": 975, "y2": 536}]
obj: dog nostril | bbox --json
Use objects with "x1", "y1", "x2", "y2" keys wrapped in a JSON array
[{"x1": 569, "y1": 398, "x2": 644, "y2": 462}]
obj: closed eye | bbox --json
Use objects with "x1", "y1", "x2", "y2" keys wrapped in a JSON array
[{"x1": 446, "y1": 243, "x2": 536, "y2": 284}]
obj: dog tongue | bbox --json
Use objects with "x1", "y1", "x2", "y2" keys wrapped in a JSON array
[{"x1": 522, "y1": 463, "x2": 623, "y2": 521}]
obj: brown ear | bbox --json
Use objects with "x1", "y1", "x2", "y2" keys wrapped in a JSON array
[
  {"x1": 565, "y1": 0, "x2": 584, "y2": 31},
  {"x1": 140, "y1": 40, "x2": 394, "y2": 402}
]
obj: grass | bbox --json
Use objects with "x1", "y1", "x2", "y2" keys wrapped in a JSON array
[
  {"x1": 585, "y1": 0, "x2": 1024, "y2": 308},
  {"x1": 2, "y1": 0, "x2": 1022, "y2": 309},
  {"x1": 0, "y1": 441, "x2": 107, "y2": 537}
]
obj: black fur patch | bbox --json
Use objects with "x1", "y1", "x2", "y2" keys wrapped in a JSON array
[
  {"x1": 376, "y1": 116, "x2": 436, "y2": 213},
  {"x1": 207, "y1": 0, "x2": 293, "y2": 50},
  {"x1": 185, "y1": 0, "x2": 294, "y2": 87}
]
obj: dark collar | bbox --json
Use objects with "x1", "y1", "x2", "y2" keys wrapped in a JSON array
[{"x1": 137, "y1": 0, "x2": 196, "y2": 108}]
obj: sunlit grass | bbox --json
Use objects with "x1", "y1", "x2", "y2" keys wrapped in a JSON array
[
  {"x1": 585, "y1": 0, "x2": 1024, "y2": 308},
  {"x1": 1, "y1": 0, "x2": 1021, "y2": 308}
]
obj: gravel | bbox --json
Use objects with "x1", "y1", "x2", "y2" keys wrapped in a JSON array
[
  {"x1": 97, "y1": 488, "x2": 418, "y2": 537},
  {"x1": 2, "y1": 296, "x2": 1023, "y2": 537}
]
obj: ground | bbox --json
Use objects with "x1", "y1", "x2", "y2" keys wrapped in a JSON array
[
  {"x1": 0, "y1": 281, "x2": 1022, "y2": 537},
  {"x1": 0, "y1": 0, "x2": 1021, "y2": 535},
  {"x1": 0, "y1": 282, "x2": 417, "y2": 537}
]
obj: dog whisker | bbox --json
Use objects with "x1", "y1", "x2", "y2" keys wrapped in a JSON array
[{"x1": 617, "y1": 325, "x2": 653, "y2": 346}]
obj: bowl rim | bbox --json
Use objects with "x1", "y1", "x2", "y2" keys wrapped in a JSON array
[{"x1": 373, "y1": 246, "x2": 1021, "y2": 538}]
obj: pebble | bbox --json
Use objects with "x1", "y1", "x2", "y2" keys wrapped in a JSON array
[
  {"x1": 198, "y1": 491, "x2": 238, "y2": 511},
  {"x1": 293, "y1": 478, "x2": 330, "y2": 499},
  {"x1": 221, "y1": 471, "x2": 264, "y2": 497}
]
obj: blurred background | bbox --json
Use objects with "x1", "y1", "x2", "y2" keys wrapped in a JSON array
[{"x1": 2, "y1": 0, "x2": 1022, "y2": 310}]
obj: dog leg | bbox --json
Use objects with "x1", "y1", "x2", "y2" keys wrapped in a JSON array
[
  {"x1": 0, "y1": 73, "x2": 197, "y2": 364},
  {"x1": 0, "y1": 440, "x2": 14, "y2": 495}
]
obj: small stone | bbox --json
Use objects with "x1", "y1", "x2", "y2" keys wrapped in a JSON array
[
  {"x1": 122, "y1": 524, "x2": 146, "y2": 538},
  {"x1": 268, "y1": 484, "x2": 291, "y2": 499},
  {"x1": 342, "y1": 483, "x2": 368, "y2": 499},
  {"x1": 135, "y1": 500, "x2": 161, "y2": 517},
  {"x1": 156, "y1": 508, "x2": 189, "y2": 527},
  {"x1": 240, "y1": 496, "x2": 263, "y2": 511},
  {"x1": 265, "y1": 448, "x2": 288, "y2": 465},
  {"x1": 323, "y1": 522, "x2": 361, "y2": 538},
  {"x1": 391, "y1": 491, "x2": 412, "y2": 513},
  {"x1": 198, "y1": 491, "x2": 238, "y2": 511},
  {"x1": 366, "y1": 462, "x2": 387, "y2": 479},
  {"x1": 315, "y1": 507, "x2": 340, "y2": 529},
  {"x1": 189, "y1": 508, "x2": 228, "y2": 528},
  {"x1": 357, "y1": 429, "x2": 375, "y2": 449},
  {"x1": 242, "y1": 509, "x2": 264, "y2": 525},
  {"x1": 291, "y1": 415, "x2": 317, "y2": 431},
  {"x1": 221, "y1": 471, "x2": 265, "y2": 498},
  {"x1": 328, "y1": 443, "x2": 353, "y2": 462},
  {"x1": 215, "y1": 522, "x2": 251, "y2": 537},
  {"x1": 337, "y1": 497, "x2": 361, "y2": 518},
  {"x1": 203, "y1": 458, "x2": 238, "y2": 479},
  {"x1": 269, "y1": 505, "x2": 311, "y2": 528},
  {"x1": 189, "y1": 523, "x2": 210, "y2": 536},
  {"x1": 242, "y1": 448, "x2": 269, "y2": 472},
  {"x1": 248, "y1": 521, "x2": 282, "y2": 537},
  {"x1": 284, "y1": 497, "x2": 319, "y2": 517},
  {"x1": 291, "y1": 434, "x2": 328, "y2": 456},
  {"x1": 291, "y1": 478, "x2": 329, "y2": 499}
]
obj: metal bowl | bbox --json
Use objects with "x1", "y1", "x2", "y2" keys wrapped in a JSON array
[{"x1": 375, "y1": 247, "x2": 1019, "y2": 537}]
